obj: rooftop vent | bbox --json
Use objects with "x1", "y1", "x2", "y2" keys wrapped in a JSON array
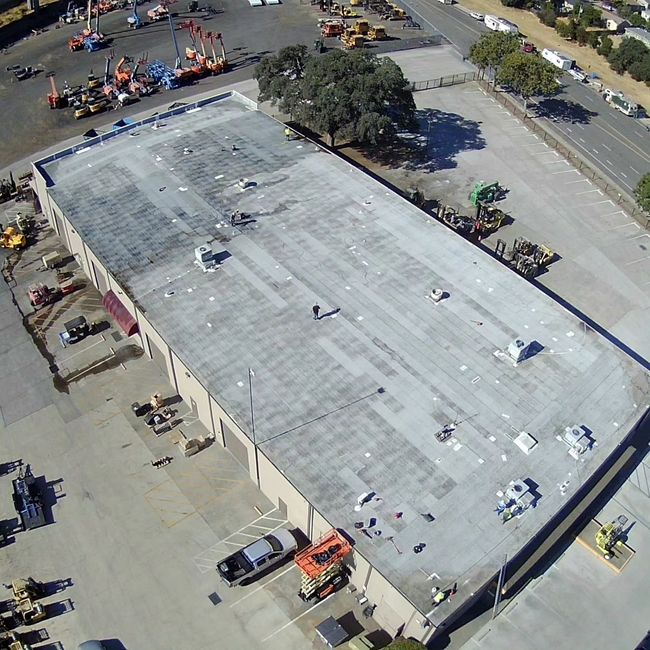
[
  {"x1": 428, "y1": 288, "x2": 444, "y2": 303},
  {"x1": 505, "y1": 479, "x2": 529, "y2": 503},
  {"x1": 507, "y1": 338, "x2": 530, "y2": 364},
  {"x1": 514, "y1": 430, "x2": 538, "y2": 455}
]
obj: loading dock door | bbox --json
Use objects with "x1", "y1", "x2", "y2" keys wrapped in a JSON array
[
  {"x1": 146, "y1": 334, "x2": 169, "y2": 377},
  {"x1": 222, "y1": 421, "x2": 249, "y2": 472},
  {"x1": 92, "y1": 261, "x2": 109, "y2": 294}
]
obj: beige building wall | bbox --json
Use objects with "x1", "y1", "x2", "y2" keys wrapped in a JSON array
[{"x1": 169, "y1": 351, "x2": 212, "y2": 433}]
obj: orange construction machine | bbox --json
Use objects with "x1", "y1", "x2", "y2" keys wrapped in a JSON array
[
  {"x1": 205, "y1": 31, "x2": 227, "y2": 74},
  {"x1": 295, "y1": 529, "x2": 352, "y2": 602}
]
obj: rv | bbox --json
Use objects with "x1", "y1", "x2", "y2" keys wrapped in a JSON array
[
  {"x1": 484, "y1": 15, "x2": 519, "y2": 34},
  {"x1": 541, "y1": 48, "x2": 574, "y2": 70},
  {"x1": 603, "y1": 88, "x2": 639, "y2": 117}
]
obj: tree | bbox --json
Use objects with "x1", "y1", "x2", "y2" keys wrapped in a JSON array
[
  {"x1": 556, "y1": 18, "x2": 578, "y2": 39},
  {"x1": 635, "y1": 173, "x2": 650, "y2": 213},
  {"x1": 587, "y1": 31, "x2": 601, "y2": 49},
  {"x1": 628, "y1": 13, "x2": 648, "y2": 28},
  {"x1": 629, "y1": 56, "x2": 650, "y2": 82},
  {"x1": 597, "y1": 34, "x2": 613, "y2": 56},
  {"x1": 538, "y1": 1, "x2": 557, "y2": 27},
  {"x1": 497, "y1": 51, "x2": 560, "y2": 107},
  {"x1": 576, "y1": 25, "x2": 589, "y2": 44},
  {"x1": 256, "y1": 44, "x2": 309, "y2": 115},
  {"x1": 387, "y1": 639, "x2": 426, "y2": 650},
  {"x1": 579, "y1": 4, "x2": 603, "y2": 27},
  {"x1": 469, "y1": 32, "x2": 520, "y2": 80},
  {"x1": 255, "y1": 47, "x2": 416, "y2": 147},
  {"x1": 607, "y1": 37, "x2": 650, "y2": 74}
]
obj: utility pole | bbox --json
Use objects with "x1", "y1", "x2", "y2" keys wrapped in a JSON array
[
  {"x1": 492, "y1": 554, "x2": 507, "y2": 619},
  {"x1": 248, "y1": 368, "x2": 260, "y2": 488}
]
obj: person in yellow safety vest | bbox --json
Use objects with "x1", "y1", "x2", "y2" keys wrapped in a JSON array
[
  {"x1": 431, "y1": 587, "x2": 447, "y2": 606},
  {"x1": 284, "y1": 127, "x2": 292, "y2": 141}
]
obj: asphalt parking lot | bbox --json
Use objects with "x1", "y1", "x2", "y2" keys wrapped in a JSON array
[
  {"x1": 0, "y1": 220, "x2": 385, "y2": 649},
  {"x1": 350, "y1": 81, "x2": 650, "y2": 364},
  {"x1": 0, "y1": 0, "x2": 433, "y2": 168}
]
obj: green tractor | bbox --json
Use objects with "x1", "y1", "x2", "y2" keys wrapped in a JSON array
[{"x1": 470, "y1": 181, "x2": 502, "y2": 206}]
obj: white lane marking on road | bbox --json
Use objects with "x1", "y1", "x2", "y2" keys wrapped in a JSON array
[
  {"x1": 566, "y1": 127, "x2": 572, "y2": 132},
  {"x1": 620, "y1": 172, "x2": 628, "y2": 178},
  {"x1": 579, "y1": 137, "x2": 586, "y2": 143},
  {"x1": 601, "y1": 143, "x2": 612, "y2": 151},
  {"x1": 577, "y1": 124, "x2": 585, "y2": 129},
  {"x1": 261, "y1": 594, "x2": 334, "y2": 642},
  {"x1": 592, "y1": 148, "x2": 599, "y2": 154},
  {"x1": 606, "y1": 160, "x2": 613, "y2": 166},
  {"x1": 630, "y1": 167, "x2": 640, "y2": 175},
  {"x1": 583, "y1": 95, "x2": 594, "y2": 102},
  {"x1": 229, "y1": 565, "x2": 297, "y2": 608}
]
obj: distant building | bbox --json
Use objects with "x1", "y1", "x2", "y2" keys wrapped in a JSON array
[
  {"x1": 624, "y1": 26, "x2": 650, "y2": 47},
  {"x1": 606, "y1": 16, "x2": 629, "y2": 31}
]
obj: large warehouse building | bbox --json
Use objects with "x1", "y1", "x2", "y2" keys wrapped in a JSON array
[{"x1": 32, "y1": 92, "x2": 649, "y2": 642}]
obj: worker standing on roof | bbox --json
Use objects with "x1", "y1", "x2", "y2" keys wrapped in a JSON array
[
  {"x1": 312, "y1": 304, "x2": 320, "y2": 320},
  {"x1": 284, "y1": 127, "x2": 292, "y2": 141}
]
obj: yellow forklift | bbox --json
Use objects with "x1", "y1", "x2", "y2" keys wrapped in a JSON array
[
  {"x1": 0, "y1": 227, "x2": 27, "y2": 250},
  {"x1": 6, "y1": 579, "x2": 47, "y2": 626}
]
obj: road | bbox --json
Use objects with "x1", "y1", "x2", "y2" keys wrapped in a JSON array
[{"x1": 397, "y1": 0, "x2": 650, "y2": 192}]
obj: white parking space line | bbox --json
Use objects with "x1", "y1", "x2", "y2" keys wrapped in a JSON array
[
  {"x1": 261, "y1": 594, "x2": 334, "y2": 642},
  {"x1": 229, "y1": 565, "x2": 297, "y2": 608},
  {"x1": 552, "y1": 169, "x2": 579, "y2": 175},
  {"x1": 193, "y1": 509, "x2": 289, "y2": 573},
  {"x1": 57, "y1": 339, "x2": 104, "y2": 361},
  {"x1": 625, "y1": 256, "x2": 650, "y2": 266},
  {"x1": 534, "y1": 150, "x2": 557, "y2": 155},
  {"x1": 608, "y1": 222, "x2": 640, "y2": 231},
  {"x1": 601, "y1": 210, "x2": 628, "y2": 218},
  {"x1": 576, "y1": 124, "x2": 585, "y2": 129},
  {"x1": 581, "y1": 200, "x2": 615, "y2": 207},
  {"x1": 543, "y1": 159, "x2": 569, "y2": 165},
  {"x1": 575, "y1": 189, "x2": 603, "y2": 196},
  {"x1": 565, "y1": 178, "x2": 590, "y2": 184}
]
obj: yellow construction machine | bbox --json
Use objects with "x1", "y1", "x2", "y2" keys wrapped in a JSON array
[
  {"x1": 353, "y1": 19, "x2": 369, "y2": 35},
  {"x1": 368, "y1": 25, "x2": 387, "y2": 40},
  {"x1": 596, "y1": 516, "x2": 628, "y2": 560},
  {"x1": 0, "y1": 227, "x2": 27, "y2": 250},
  {"x1": 6, "y1": 578, "x2": 47, "y2": 627},
  {"x1": 341, "y1": 27, "x2": 365, "y2": 48},
  {"x1": 475, "y1": 202, "x2": 506, "y2": 235}
]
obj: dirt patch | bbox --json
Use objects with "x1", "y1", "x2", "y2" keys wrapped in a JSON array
[
  {"x1": 0, "y1": 0, "x2": 58, "y2": 30},
  {"x1": 456, "y1": 0, "x2": 650, "y2": 107}
]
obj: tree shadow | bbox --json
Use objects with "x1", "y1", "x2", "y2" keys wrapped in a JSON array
[
  {"x1": 363, "y1": 108, "x2": 485, "y2": 172},
  {"x1": 533, "y1": 97, "x2": 598, "y2": 124},
  {"x1": 412, "y1": 108, "x2": 486, "y2": 172}
]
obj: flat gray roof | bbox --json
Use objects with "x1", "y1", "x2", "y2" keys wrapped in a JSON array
[{"x1": 38, "y1": 93, "x2": 650, "y2": 621}]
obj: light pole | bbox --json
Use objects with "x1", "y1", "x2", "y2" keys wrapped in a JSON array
[{"x1": 248, "y1": 368, "x2": 260, "y2": 488}]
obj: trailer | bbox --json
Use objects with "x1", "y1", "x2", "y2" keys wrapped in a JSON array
[
  {"x1": 603, "y1": 88, "x2": 639, "y2": 117},
  {"x1": 484, "y1": 14, "x2": 518, "y2": 33},
  {"x1": 541, "y1": 48, "x2": 574, "y2": 71},
  {"x1": 437, "y1": 0, "x2": 452, "y2": 5}
]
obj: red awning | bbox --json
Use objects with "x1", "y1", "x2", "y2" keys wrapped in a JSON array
[{"x1": 102, "y1": 290, "x2": 139, "y2": 337}]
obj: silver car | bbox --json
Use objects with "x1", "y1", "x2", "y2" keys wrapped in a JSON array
[{"x1": 217, "y1": 529, "x2": 298, "y2": 587}]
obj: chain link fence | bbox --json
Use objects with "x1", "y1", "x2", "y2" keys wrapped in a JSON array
[
  {"x1": 410, "y1": 71, "x2": 477, "y2": 92},
  {"x1": 477, "y1": 79, "x2": 649, "y2": 230}
]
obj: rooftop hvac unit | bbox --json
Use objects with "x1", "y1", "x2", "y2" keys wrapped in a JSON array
[
  {"x1": 505, "y1": 478, "x2": 535, "y2": 509},
  {"x1": 195, "y1": 245, "x2": 215, "y2": 270},
  {"x1": 507, "y1": 338, "x2": 530, "y2": 363},
  {"x1": 564, "y1": 425, "x2": 590, "y2": 455}
]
